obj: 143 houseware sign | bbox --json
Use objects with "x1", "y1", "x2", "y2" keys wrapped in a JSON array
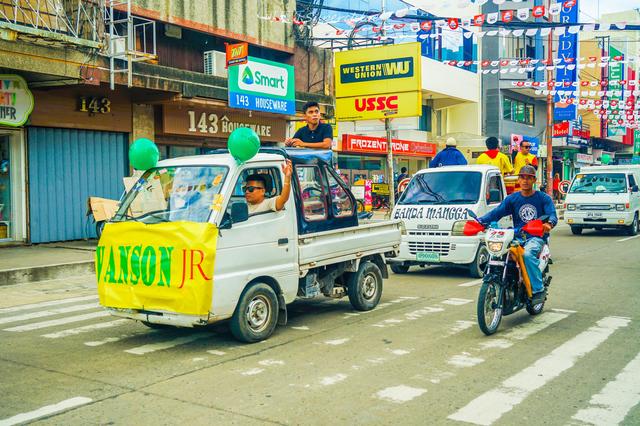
[{"x1": 162, "y1": 106, "x2": 286, "y2": 142}]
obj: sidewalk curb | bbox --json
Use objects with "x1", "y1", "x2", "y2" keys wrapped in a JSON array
[{"x1": 0, "y1": 261, "x2": 95, "y2": 287}]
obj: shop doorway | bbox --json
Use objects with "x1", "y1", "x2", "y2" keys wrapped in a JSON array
[{"x1": 0, "y1": 130, "x2": 25, "y2": 243}]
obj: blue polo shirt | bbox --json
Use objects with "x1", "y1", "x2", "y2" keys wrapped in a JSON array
[{"x1": 293, "y1": 123, "x2": 333, "y2": 146}]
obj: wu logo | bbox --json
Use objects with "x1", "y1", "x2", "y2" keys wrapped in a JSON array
[{"x1": 242, "y1": 67, "x2": 254, "y2": 85}]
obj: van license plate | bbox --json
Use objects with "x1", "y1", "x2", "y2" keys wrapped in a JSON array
[
  {"x1": 586, "y1": 212, "x2": 603, "y2": 217},
  {"x1": 416, "y1": 252, "x2": 440, "y2": 262}
]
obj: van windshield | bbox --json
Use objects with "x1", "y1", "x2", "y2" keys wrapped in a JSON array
[
  {"x1": 398, "y1": 171, "x2": 482, "y2": 205},
  {"x1": 113, "y1": 165, "x2": 228, "y2": 224},
  {"x1": 569, "y1": 173, "x2": 627, "y2": 194}
]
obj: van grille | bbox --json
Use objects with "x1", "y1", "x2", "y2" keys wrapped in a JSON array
[
  {"x1": 408, "y1": 241, "x2": 452, "y2": 255},
  {"x1": 408, "y1": 230, "x2": 451, "y2": 237},
  {"x1": 578, "y1": 204, "x2": 614, "y2": 211}
]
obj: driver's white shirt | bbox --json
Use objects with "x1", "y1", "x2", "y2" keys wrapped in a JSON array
[{"x1": 248, "y1": 197, "x2": 277, "y2": 214}]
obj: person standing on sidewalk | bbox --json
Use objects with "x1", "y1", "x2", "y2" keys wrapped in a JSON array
[
  {"x1": 513, "y1": 140, "x2": 538, "y2": 175},
  {"x1": 476, "y1": 136, "x2": 514, "y2": 176},
  {"x1": 552, "y1": 173, "x2": 561, "y2": 203},
  {"x1": 285, "y1": 101, "x2": 332, "y2": 149},
  {"x1": 429, "y1": 137, "x2": 468, "y2": 167}
]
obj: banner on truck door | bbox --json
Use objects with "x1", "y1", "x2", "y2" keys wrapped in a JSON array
[{"x1": 96, "y1": 221, "x2": 218, "y2": 316}]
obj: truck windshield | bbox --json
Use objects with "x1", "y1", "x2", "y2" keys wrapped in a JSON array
[
  {"x1": 113, "y1": 165, "x2": 228, "y2": 224},
  {"x1": 398, "y1": 171, "x2": 482, "y2": 205},
  {"x1": 569, "y1": 173, "x2": 627, "y2": 194}
]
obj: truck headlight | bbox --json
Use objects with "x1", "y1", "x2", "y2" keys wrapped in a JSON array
[
  {"x1": 567, "y1": 204, "x2": 576, "y2": 211},
  {"x1": 487, "y1": 242, "x2": 503, "y2": 253},
  {"x1": 616, "y1": 204, "x2": 626, "y2": 211},
  {"x1": 399, "y1": 221, "x2": 407, "y2": 235},
  {"x1": 452, "y1": 220, "x2": 466, "y2": 236}
]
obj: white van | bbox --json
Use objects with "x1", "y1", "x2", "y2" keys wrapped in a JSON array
[
  {"x1": 564, "y1": 165, "x2": 640, "y2": 236},
  {"x1": 388, "y1": 165, "x2": 508, "y2": 278}
]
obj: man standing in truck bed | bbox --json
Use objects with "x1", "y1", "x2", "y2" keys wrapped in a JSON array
[{"x1": 285, "y1": 101, "x2": 333, "y2": 150}]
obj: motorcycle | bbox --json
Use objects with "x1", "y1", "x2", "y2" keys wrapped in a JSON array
[{"x1": 463, "y1": 210, "x2": 552, "y2": 335}]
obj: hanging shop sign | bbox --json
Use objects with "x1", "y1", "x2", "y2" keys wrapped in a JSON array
[
  {"x1": 553, "y1": 0, "x2": 579, "y2": 121},
  {"x1": 0, "y1": 74, "x2": 34, "y2": 127},
  {"x1": 228, "y1": 56, "x2": 295, "y2": 115},
  {"x1": 162, "y1": 106, "x2": 287, "y2": 142},
  {"x1": 341, "y1": 134, "x2": 436, "y2": 157},
  {"x1": 334, "y1": 43, "x2": 422, "y2": 121},
  {"x1": 553, "y1": 121, "x2": 570, "y2": 137},
  {"x1": 225, "y1": 42, "x2": 248, "y2": 67},
  {"x1": 575, "y1": 153, "x2": 594, "y2": 164},
  {"x1": 607, "y1": 46, "x2": 626, "y2": 137}
]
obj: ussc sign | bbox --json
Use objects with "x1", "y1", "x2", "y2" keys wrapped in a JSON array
[{"x1": 335, "y1": 43, "x2": 422, "y2": 121}]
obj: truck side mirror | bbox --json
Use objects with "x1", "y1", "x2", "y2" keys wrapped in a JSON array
[
  {"x1": 220, "y1": 202, "x2": 249, "y2": 229},
  {"x1": 230, "y1": 202, "x2": 249, "y2": 224},
  {"x1": 488, "y1": 189, "x2": 502, "y2": 204},
  {"x1": 632, "y1": 185, "x2": 639, "y2": 193}
]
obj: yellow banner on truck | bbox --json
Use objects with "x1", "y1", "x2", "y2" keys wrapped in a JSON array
[
  {"x1": 335, "y1": 91, "x2": 422, "y2": 121},
  {"x1": 334, "y1": 42, "x2": 421, "y2": 98},
  {"x1": 96, "y1": 221, "x2": 218, "y2": 316}
]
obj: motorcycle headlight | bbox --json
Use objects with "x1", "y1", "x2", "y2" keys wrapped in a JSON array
[
  {"x1": 487, "y1": 241, "x2": 503, "y2": 253},
  {"x1": 567, "y1": 204, "x2": 576, "y2": 211},
  {"x1": 451, "y1": 220, "x2": 466, "y2": 236},
  {"x1": 616, "y1": 204, "x2": 626, "y2": 211}
]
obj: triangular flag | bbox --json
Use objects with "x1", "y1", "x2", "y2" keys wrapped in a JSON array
[
  {"x1": 532, "y1": 5, "x2": 545, "y2": 18},
  {"x1": 501, "y1": 10, "x2": 514, "y2": 23},
  {"x1": 517, "y1": 8, "x2": 529, "y2": 21}
]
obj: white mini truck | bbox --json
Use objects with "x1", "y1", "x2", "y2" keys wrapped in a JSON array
[
  {"x1": 388, "y1": 165, "x2": 508, "y2": 278},
  {"x1": 564, "y1": 165, "x2": 640, "y2": 236},
  {"x1": 98, "y1": 149, "x2": 401, "y2": 342}
]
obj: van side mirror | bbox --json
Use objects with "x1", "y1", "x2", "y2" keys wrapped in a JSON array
[
  {"x1": 632, "y1": 185, "x2": 639, "y2": 193},
  {"x1": 220, "y1": 202, "x2": 249, "y2": 229},
  {"x1": 488, "y1": 189, "x2": 502, "y2": 204}
]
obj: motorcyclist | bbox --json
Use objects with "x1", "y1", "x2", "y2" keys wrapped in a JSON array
[{"x1": 476, "y1": 165, "x2": 557, "y2": 304}]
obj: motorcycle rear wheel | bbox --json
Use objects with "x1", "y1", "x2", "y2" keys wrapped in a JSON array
[{"x1": 477, "y1": 280, "x2": 503, "y2": 335}]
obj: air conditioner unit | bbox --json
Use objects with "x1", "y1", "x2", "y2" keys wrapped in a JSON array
[{"x1": 203, "y1": 50, "x2": 228, "y2": 78}]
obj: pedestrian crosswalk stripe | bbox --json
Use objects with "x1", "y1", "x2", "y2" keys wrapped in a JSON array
[
  {"x1": 0, "y1": 302, "x2": 99, "y2": 325},
  {"x1": 0, "y1": 295, "x2": 98, "y2": 315},
  {"x1": 124, "y1": 332, "x2": 211, "y2": 355},
  {"x1": 571, "y1": 350, "x2": 640, "y2": 426},
  {"x1": 499, "y1": 311, "x2": 570, "y2": 342},
  {"x1": 41, "y1": 319, "x2": 129, "y2": 339},
  {"x1": 0, "y1": 396, "x2": 92, "y2": 426},
  {"x1": 448, "y1": 316, "x2": 631, "y2": 426},
  {"x1": 3, "y1": 311, "x2": 110, "y2": 332}
]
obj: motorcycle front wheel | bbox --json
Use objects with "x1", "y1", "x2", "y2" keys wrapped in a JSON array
[{"x1": 477, "y1": 280, "x2": 503, "y2": 335}]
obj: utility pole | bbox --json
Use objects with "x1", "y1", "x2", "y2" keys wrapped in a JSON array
[
  {"x1": 381, "y1": 0, "x2": 395, "y2": 215},
  {"x1": 545, "y1": 0, "x2": 554, "y2": 197}
]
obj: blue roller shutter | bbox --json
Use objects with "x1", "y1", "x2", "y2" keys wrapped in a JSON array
[{"x1": 28, "y1": 127, "x2": 127, "y2": 243}]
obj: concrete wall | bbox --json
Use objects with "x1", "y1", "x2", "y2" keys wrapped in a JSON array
[
  {"x1": 131, "y1": 0, "x2": 294, "y2": 52},
  {"x1": 499, "y1": 90, "x2": 547, "y2": 145},
  {"x1": 447, "y1": 103, "x2": 481, "y2": 135}
]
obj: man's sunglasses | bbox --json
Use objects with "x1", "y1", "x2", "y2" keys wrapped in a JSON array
[
  {"x1": 243, "y1": 185, "x2": 264, "y2": 193},
  {"x1": 521, "y1": 145, "x2": 531, "y2": 148}
]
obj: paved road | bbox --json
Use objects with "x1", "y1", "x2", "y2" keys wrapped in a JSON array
[{"x1": 0, "y1": 226, "x2": 639, "y2": 425}]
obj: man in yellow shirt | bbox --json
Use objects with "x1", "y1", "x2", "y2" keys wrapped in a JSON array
[
  {"x1": 513, "y1": 140, "x2": 539, "y2": 175},
  {"x1": 476, "y1": 137, "x2": 514, "y2": 175}
]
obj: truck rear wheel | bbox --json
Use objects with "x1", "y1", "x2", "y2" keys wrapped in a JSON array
[
  {"x1": 230, "y1": 283, "x2": 279, "y2": 343},
  {"x1": 348, "y1": 261, "x2": 383, "y2": 311}
]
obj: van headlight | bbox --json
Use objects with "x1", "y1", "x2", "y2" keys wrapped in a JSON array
[
  {"x1": 399, "y1": 221, "x2": 407, "y2": 235},
  {"x1": 567, "y1": 204, "x2": 576, "y2": 211},
  {"x1": 487, "y1": 242, "x2": 503, "y2": 253},
  {"x1": 616, "y1": 204, "x2": 626, "y2": 211},
  {"x1": 452, "y1": 220, "x2": 466, "y2": 236}
]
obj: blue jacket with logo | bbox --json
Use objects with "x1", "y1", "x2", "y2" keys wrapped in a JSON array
[
  {"x1": 478, "y1": 191, "x2": 558, "y2": 236},
  {"x1": 429, "y1": 147, "x2": 468, "y2": 167}
]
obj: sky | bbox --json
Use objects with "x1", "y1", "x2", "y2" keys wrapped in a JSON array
[{"x1": 579, "y1": 0, "x2": 640, "y2": 22}]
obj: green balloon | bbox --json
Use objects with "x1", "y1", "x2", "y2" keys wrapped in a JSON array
[
  {"x1": 601, "y1": 153, "x2": 611, "y2": 165},
  {"x1": 129, "y1": 138, "x2": 159, "y2": 170},
  {"x1": 228, "y1": 127, "x2": 260, "y2": 164}
]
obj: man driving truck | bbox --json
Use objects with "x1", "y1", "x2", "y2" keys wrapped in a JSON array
[{"x1": 244, "y1": 160, "x2": 293, "y2": 214}]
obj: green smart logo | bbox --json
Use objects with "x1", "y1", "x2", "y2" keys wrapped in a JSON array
[{"x1": 242, "y1": 67, "x2": 254, "y2": 85}]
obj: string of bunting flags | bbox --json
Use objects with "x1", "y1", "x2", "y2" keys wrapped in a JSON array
[{"x1": 446, "y1": 56, "x2": 638, "y2": 73}]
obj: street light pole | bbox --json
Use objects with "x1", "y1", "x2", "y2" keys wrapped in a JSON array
[
  {"x1": 545, "y1": 0, "x2": 554, "y2": 197},
  {"x1": 381, "y1": 0, "x2": 395, "y2": 216}
]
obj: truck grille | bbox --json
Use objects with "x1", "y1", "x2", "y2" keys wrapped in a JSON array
[
  {"x1": 408, "y1": 241, "x2": 452, "y2": 255},
  {"x1": 578, "y1": 204, "x2": 614, "y2": 211},
  {"x1": 408, "y1": 230, "x2": 451, "y2": 237}
]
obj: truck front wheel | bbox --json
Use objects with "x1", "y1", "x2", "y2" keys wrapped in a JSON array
[
  {"x1": 347, "y1": 261, "x2": 383, "y2": 311},
  {"x1": 230, "y1": 283, "x2": 279, "y2": 343}
]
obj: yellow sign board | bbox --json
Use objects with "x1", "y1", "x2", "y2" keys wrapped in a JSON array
[
  {"x1": 96, "y1": 221, "x2": 218, "y2": 316},
  {"x1": 335, "y1": 91, "x2": 422, "y2": 121},
  {"x1": 334, "y1": 42, "x2": 422, "y2": 98},
  {"x1": 372, "y1": 183, "x2": 390, "y2": 195}
]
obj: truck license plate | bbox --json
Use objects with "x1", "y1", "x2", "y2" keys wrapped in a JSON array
[
  {"x1": 416, "y1": 252, "x2": 440, "y2": 262},
  {"x1": 586, "y1": 212, "x2": 603, "y2": 217}
]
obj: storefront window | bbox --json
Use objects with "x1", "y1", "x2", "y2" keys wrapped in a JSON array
[{"x1": 0, "y1": 136, "x2": 10, "y2": 240}]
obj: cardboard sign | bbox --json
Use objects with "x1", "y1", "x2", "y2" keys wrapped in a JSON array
[{"x1": 97, "y1": 221, "x2": 218, "y2": 316}]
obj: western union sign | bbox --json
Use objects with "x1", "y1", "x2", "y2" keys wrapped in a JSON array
[
  {"x1": 335, "y1": 43, "x2": 421, "y2": 99},
  {"x1": 340, "y1": 57, "x2": 414, "y2": 83}
]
